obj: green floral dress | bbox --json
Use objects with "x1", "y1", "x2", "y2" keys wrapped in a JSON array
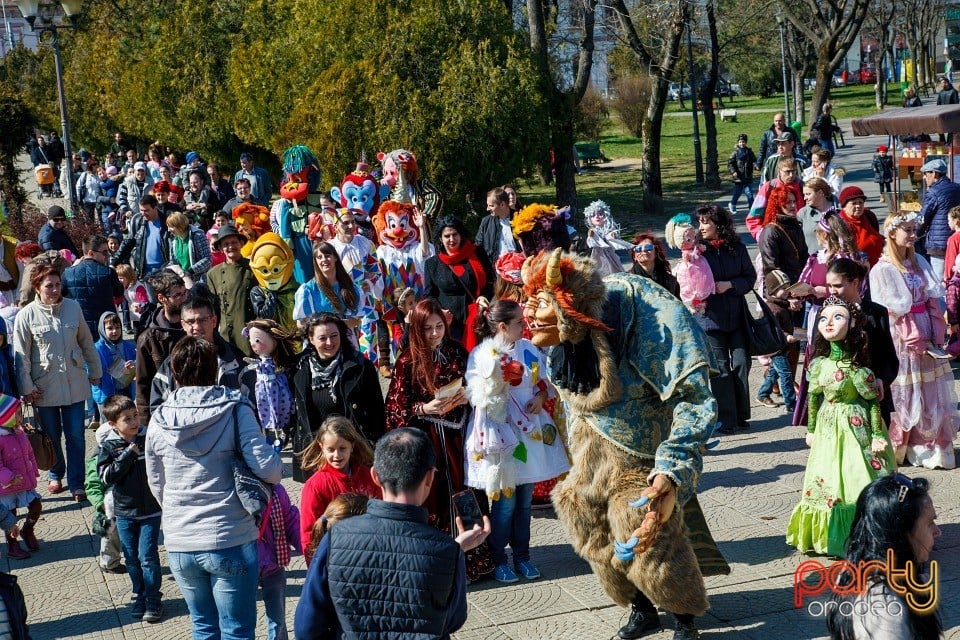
[{"x1": 786, "y1": 344, "x2": 896, "y2": 556}]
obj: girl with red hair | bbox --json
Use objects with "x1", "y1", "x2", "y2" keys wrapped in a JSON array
[{"x1": 384, "y1": 299, "x2": 495, "y2": 579}]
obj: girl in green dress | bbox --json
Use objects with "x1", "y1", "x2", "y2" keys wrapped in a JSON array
[{"x1": 786, "y1": 296, "x2": 896, "y2": 556}]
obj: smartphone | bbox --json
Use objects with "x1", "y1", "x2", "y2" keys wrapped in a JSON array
[{"x1": 452, "y1": 490, "x2": 483, "y2": 530}]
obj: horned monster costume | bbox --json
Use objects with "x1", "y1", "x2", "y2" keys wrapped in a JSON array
[{"x1": 522, "y1": 248, "x2": 728, "y2": 639}]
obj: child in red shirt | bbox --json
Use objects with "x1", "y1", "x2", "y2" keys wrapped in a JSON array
[{"x1": 298, "y1": 416, "x2": 381, "y2": 562}]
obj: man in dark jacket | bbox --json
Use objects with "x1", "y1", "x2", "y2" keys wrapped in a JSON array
[
  {"x1": 294, "y1": 428, "x2": 490, "y2": 640},
  {"x1": 62, "y1": 234, "x2": 124, "y2": 337},
  {"x1": 755, "y1": 113, "x2": 797, "y2": 172},
  {"x1": 135, "y1": 271, "x2": 186, "y2": 421},
  {"x1": 112, "y1": 195, "x2": 169, "y2": 278},
  {"x1": 37, "y1": 205, "x2": 80, "y2": 257},
  {"x1": 475, "y1": 187, "x2": 519, "y2": 260},
  {"x1": 727, "y1": 134, "x2": 756, "y2": 214},
  {"x1": 920, "y1": 158, "x2": 960, "y2": 281}
]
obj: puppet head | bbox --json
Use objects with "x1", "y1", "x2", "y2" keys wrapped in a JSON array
[
  {"x1": 330, "y1": 161, "x2": 388, "y2": 217},
  {"x1": 280, "y1": 145, "x2": 321, "y2": 202},
  {"x1": 812, "y1": 295, "x2": 870, "y2": 367},
  {"x1": 816, "y1": 296, "x2": 852, "y2": 342},
  {"x1": 521, "y1": 248, "x2": 610, "y2": 348},
  {"x1": 373, "y1": 201, "x2": 420, "y2": 250},
  {"x1": 512, "y1": 203, "x2": 572, "y2": 257},
  {"x1": 242, "y1": 318, "x2": 298, "y2": 369},
  {"x1": 665, "y1": 213, "x2": 696, "y2": 251},
  {"x1": 583, "y1": 200, "x2": 617, "y2": 236},
  {"x1": 232, "y1": 202, "x2": 271, "y2": 243},
  {"x1": 249, "y1": 232, "x2": 295, "y2": 291},
  {"x1": 377, "y1": 149, "x2": 419, "y2": 203}
]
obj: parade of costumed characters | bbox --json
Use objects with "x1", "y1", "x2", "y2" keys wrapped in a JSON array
[
  {"x1": 517, "y1": 201, "x2": 728, "y2": 638},
  {"x1": 583, "y1": 200, "x2": 632, "y2": 277},
  {"x1": 330, "y1": 159, "x2": 389, "y2": 238},
  {"x1": 869, "y1": 211, "x2": 959, "y2": 469},
  {"x1": 665, "y1": 213, "x2": 715, "y2": 315},
  {"x1": 372, "y1": 200, "x2": 434, "y2": 369},
  {"x1": 273, "y1": 145, "x2": 322, "y2": 284},
  {"x1": 248, "y1": 232, "x2": 299, "y2": 333},
  {"x1": 464, "y1": 299, "x2": 570, "y2": 582},
  {"x1": 231, "y1": 202, "x2": 272, "y2": 258},
  {"x1": 242, "y1": 319, "x2": 299, "y2": 451},
  {"x1": 378, "y1": 148, "x2": 444, "y2": 222},
  {"x1": 786, "y1": 296, "x2": 896, "y2": 557}
]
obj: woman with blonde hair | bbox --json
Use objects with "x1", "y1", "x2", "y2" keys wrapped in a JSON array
[
  {"x1": 164, "y1": 211, "x2": 212, "y2": 284},
  {"x1": 869, "y1": 212, "x2": 959, "y2": 469}
]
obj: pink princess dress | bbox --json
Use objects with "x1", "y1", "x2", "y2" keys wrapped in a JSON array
[
  {"x1": 869, "y1": 254, "x2": 958, "y2": 469},
  {"x1": 674, "y1": 246, "x2": 715, "y2": 314}
]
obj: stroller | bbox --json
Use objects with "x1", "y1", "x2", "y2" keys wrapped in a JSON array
[{"x1": 35, "y1": 164, "x2": 56, "y2": 198}]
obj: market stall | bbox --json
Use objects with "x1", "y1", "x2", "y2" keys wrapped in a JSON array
[{"x1": 851, "y1": 104, "x2": 960, "y2": 210}]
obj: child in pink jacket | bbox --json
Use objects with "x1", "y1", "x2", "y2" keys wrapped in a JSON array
[{"x1": 0, "y1": 395, "x2": 41, "y2": 560}]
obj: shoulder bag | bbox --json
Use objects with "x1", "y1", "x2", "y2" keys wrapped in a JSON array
[
  {"x1": 23, "y1": 404, "x2": 56, "y2": 471},
  {"x1": 231, "y1": 403, "x2": 273, "y2": 526},
  {"x1": 742, "y1": 289, "x2": 788, "y2": 357}
]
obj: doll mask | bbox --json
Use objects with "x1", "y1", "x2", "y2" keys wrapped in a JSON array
[
  {"x1": 247, "y1": 326, "x2": 277, "y2": 359},
  {"x1": 817, "y1": 303, "x2": 851, "y2": 342},
  {"x1": 680, "y1": 227, "x2": 697, "y2": 251}
]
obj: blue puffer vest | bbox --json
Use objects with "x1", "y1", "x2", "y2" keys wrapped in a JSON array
[
  {"x1": 326, "y1": 500, "x2": 461, "y2": 638},
  {"x1": 61, "y1": 258, "x2": 121, "y2": 336}
]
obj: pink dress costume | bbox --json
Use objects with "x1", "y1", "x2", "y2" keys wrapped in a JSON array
[
  {"x1": 869, "y1": 255, "x2": 959, "y2": 469},
  {"x1": 665, "y1": 213, "x2": 715, "y2": 314}
]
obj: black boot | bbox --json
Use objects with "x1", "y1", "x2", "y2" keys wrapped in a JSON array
[
  {"x1": 617, "y1": 593, "x2": 661, "y2": 639},
  {"x1": 672, "y1": 614, "x2": 700, "y2": 640}
]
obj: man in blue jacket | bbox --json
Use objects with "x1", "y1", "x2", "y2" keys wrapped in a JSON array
[
  {"x1": 920, "y1": 158, "x2": 960, "y2": 281},
  {"x1": 294, "y1": 428, "x2": 490, "y2": 640},
  {"x1": 62, "y1": 233, "x2": 124, "y2": 338}
]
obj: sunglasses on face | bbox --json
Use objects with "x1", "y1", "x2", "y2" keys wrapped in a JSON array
[{"x1": 633, "y1": 244, "x2": 656, "y2": 253}]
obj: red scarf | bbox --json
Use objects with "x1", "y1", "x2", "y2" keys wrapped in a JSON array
[
  {"x1": 839, "y1": 209, "x2": 884, "y2": 266},
  {"x1": 437, "y1": 240, "x2": 487, "y2": 298}
]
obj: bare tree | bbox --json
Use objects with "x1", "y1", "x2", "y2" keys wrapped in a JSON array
[
  {"x1": 610, "y1": 0, "x2": 687, "y2": 214},
  {"x1": 895, "y1": 0, "x2": 945, "y2": 94},
  {"x1": 525, "y1": 0, "x2": 598, "y2": 212},
  {"x1": 863, "y1": 0, "x2": 896, "y2": 108},
  {"x1": 778, "y1": 0, "x2": 871, "y2": 123},
  {"x1": 780, "y1": 19, "x2": 817, "y2": 126}
]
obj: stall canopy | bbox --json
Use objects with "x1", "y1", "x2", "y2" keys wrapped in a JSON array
[{"x1": 851, "y1": 104, "x2": 960, "y2": 137}]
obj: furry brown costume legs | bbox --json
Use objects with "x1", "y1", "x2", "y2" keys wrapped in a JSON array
[{"x1": 553, "y1": 419, "x2": 709, "y2": 615}]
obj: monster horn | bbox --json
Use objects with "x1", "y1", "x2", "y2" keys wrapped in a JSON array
[{"x1": 546, "y1": 248, "x2": 563, "y2": 287}]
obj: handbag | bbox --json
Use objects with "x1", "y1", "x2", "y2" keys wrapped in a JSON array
[
  {"x1": 230, "y1": 404, "x2": 273, "y2": 527},
  {"x1": 23, "y1": 404, "x2": 56, "y2": 471},
  {"x1": 742, "y1": 290, "x2": 788, "y2": 357}
]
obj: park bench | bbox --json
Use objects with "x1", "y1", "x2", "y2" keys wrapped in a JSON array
[
  {"x1": 575, "y1": 142, "x2": 608, "y2": 165},
  {"x1": 720, "y1": 109, "x2": 738, "y2": 122}
]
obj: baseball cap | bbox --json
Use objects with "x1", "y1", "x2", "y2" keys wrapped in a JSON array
[
  {"x1": 773, "y1": 133, "x2": 794, "y2": 143},
  {"x1": 134, "y1": 161, "x2": 147, "y2": 172}
]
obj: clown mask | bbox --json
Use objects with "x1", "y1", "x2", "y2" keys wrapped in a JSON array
[
  {"x1": 246, "y1": 326, "x2": 277, "y2": 359},
  {"x1": 249, "y1": 233, "x2": 295, "y2": 291},
  {"x1": 375, "y1": 202, "x2": 420, "y2": 250},
  {"x1": 817, "y1": 304, "x2": 850, "y2": 342}
]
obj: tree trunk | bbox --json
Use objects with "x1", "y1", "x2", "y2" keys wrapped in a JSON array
[
  {"x1": 551, "y1": 105, "x2": 578, "y2": 212},
  {"x1": 703, "y1": 0, "x2": 721, "y2": 189},
  {"x1": 809, "y1": 59, "x2": 833, "y2": 126},
  {"x1": 792, "y1": 70, "x2": 806, "y2": 125},
  {"x1": 641, "y1": 85, "x2": 669, "y2": 215}
]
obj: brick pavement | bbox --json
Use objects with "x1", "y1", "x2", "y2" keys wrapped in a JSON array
[{"x1": 10, "y1": 126, "x2": 960, "y2": 639}]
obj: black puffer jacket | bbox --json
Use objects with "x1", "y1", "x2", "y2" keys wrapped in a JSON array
[
  {"x1": 698, "y1": 240, "x2": 756, "y2": 333},
  {"x1": 326, "y1": 500, "x2": 462, "y2": 638},
  {"x1": 758, "y1": 215, "x2": 809, "y2": 283},
  {"x1": 97, "y1": 426, "x2": 161, "y2": 519}
]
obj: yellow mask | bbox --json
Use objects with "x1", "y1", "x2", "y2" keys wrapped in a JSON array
[{"x1": 249, "y1": 232, "x2": 294, "y2": 291}]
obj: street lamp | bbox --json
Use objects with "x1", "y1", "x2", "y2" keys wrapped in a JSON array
[
  {"x1": 776, "y1": 13, "x2": 790, "y2": 121},
  {"x1": 15, "y1": 0, "x2": 83, "y2": 216}
]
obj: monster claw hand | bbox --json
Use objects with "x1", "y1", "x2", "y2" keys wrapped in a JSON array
[
  {"x1": 628, "y1": 495, "x2": 650, "y2": 509},
  {"x1": 613, "y1": 537, "x2": 639, "y2": 562}
]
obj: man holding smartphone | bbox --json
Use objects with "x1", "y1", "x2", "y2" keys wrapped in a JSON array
[{"x1": 295, "y1": 428, "x2": 490, "y2": 639}]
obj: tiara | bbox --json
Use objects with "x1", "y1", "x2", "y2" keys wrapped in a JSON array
[
  {"x1": 820, "y1": 295, "x2": 850, "y2": 309},
  {"x1": 885, "y1": 211, "x2": 920, "y2": 236}
]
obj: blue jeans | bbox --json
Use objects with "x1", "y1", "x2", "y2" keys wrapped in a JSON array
[
  {"x1": 259, "y1": 568, "x2": 287, "y2": 640},
  {"x1": 168, "y1": 541, "x2": 259, "y2": 640},
  {"x1": 38, "y1": 401, "x2": 86, "y2": 493},
  {"x1": 729, "y1": 183, "x2": 754, "y2": 210},
  {"x1": 758, "y1": 352, "x2": 796, "y2": 410},
  {"x1": 115, "y1": 515, "x2": 162, "y2": 605},
  {"x1": 488, "y1": 482, "x2": 534, "y2": 566}
]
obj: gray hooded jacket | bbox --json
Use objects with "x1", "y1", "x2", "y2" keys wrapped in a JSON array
[{"x1": 145, "y1": 386, "x2": 282, "y2": 552}]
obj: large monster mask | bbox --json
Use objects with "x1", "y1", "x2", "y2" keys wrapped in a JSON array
[
  {"x1": 377, "y1": 149, "x2": 418, "y2": 204},
  {"x1": 249, "y1": 233, "x2": 294, "y2": 291},
  {"x1": 330, "y1": 161, "x2": 388, "y2": 218},
  {"x1": 280, "y1": 145, "x2": 321, "y2": 203},
  {"x1": 373, "y1": 201, "x2": 420, "y2": 250}
]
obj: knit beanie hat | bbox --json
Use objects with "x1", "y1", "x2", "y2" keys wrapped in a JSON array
[{"x1": 0, "y1": 394, "x2": 19, "y2": 428}]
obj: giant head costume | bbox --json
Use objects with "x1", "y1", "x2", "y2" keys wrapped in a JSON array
[
  {"x1": 377, "y1": 149, "x2": 418, "y2": 204},
  {"x1": 279, "y1": 145, "x2": 321, "y2": 202},
  {"x1": 512, "y1": 203, "x2": 571, "y2": 257},
  {"x1": 249, "y1": 233, "x2": 295, "y2": 292},
  {"x1": 330, "y1": 161, "x2": 388, "y2": 219},
  {"x1": 373, "y1": 201, "x2": 420, "y2": 251}
]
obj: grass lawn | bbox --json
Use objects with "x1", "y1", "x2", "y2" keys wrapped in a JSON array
[{"x1": 519, "y1": 83, "x2": 899, "y2": 237}]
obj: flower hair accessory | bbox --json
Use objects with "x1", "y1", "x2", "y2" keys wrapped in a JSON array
[
  {"x1": 884, "y1": 211, "x2": 920, "y2": 237},
  {"x1": 495, "y1": 252, "x2": 526, "y2": 285}
]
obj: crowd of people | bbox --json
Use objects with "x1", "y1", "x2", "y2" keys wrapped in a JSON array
[{"x1": 0, "y1": 119, "x2": 948, "y2": 640}]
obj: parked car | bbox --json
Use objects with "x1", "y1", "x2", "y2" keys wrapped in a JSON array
[
  {"x1": 832, "y1": 70, "x2": 859, "y2": 87},
  {"x1": 667, "y1": 82, "x2": 692, "y2": 101}
]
